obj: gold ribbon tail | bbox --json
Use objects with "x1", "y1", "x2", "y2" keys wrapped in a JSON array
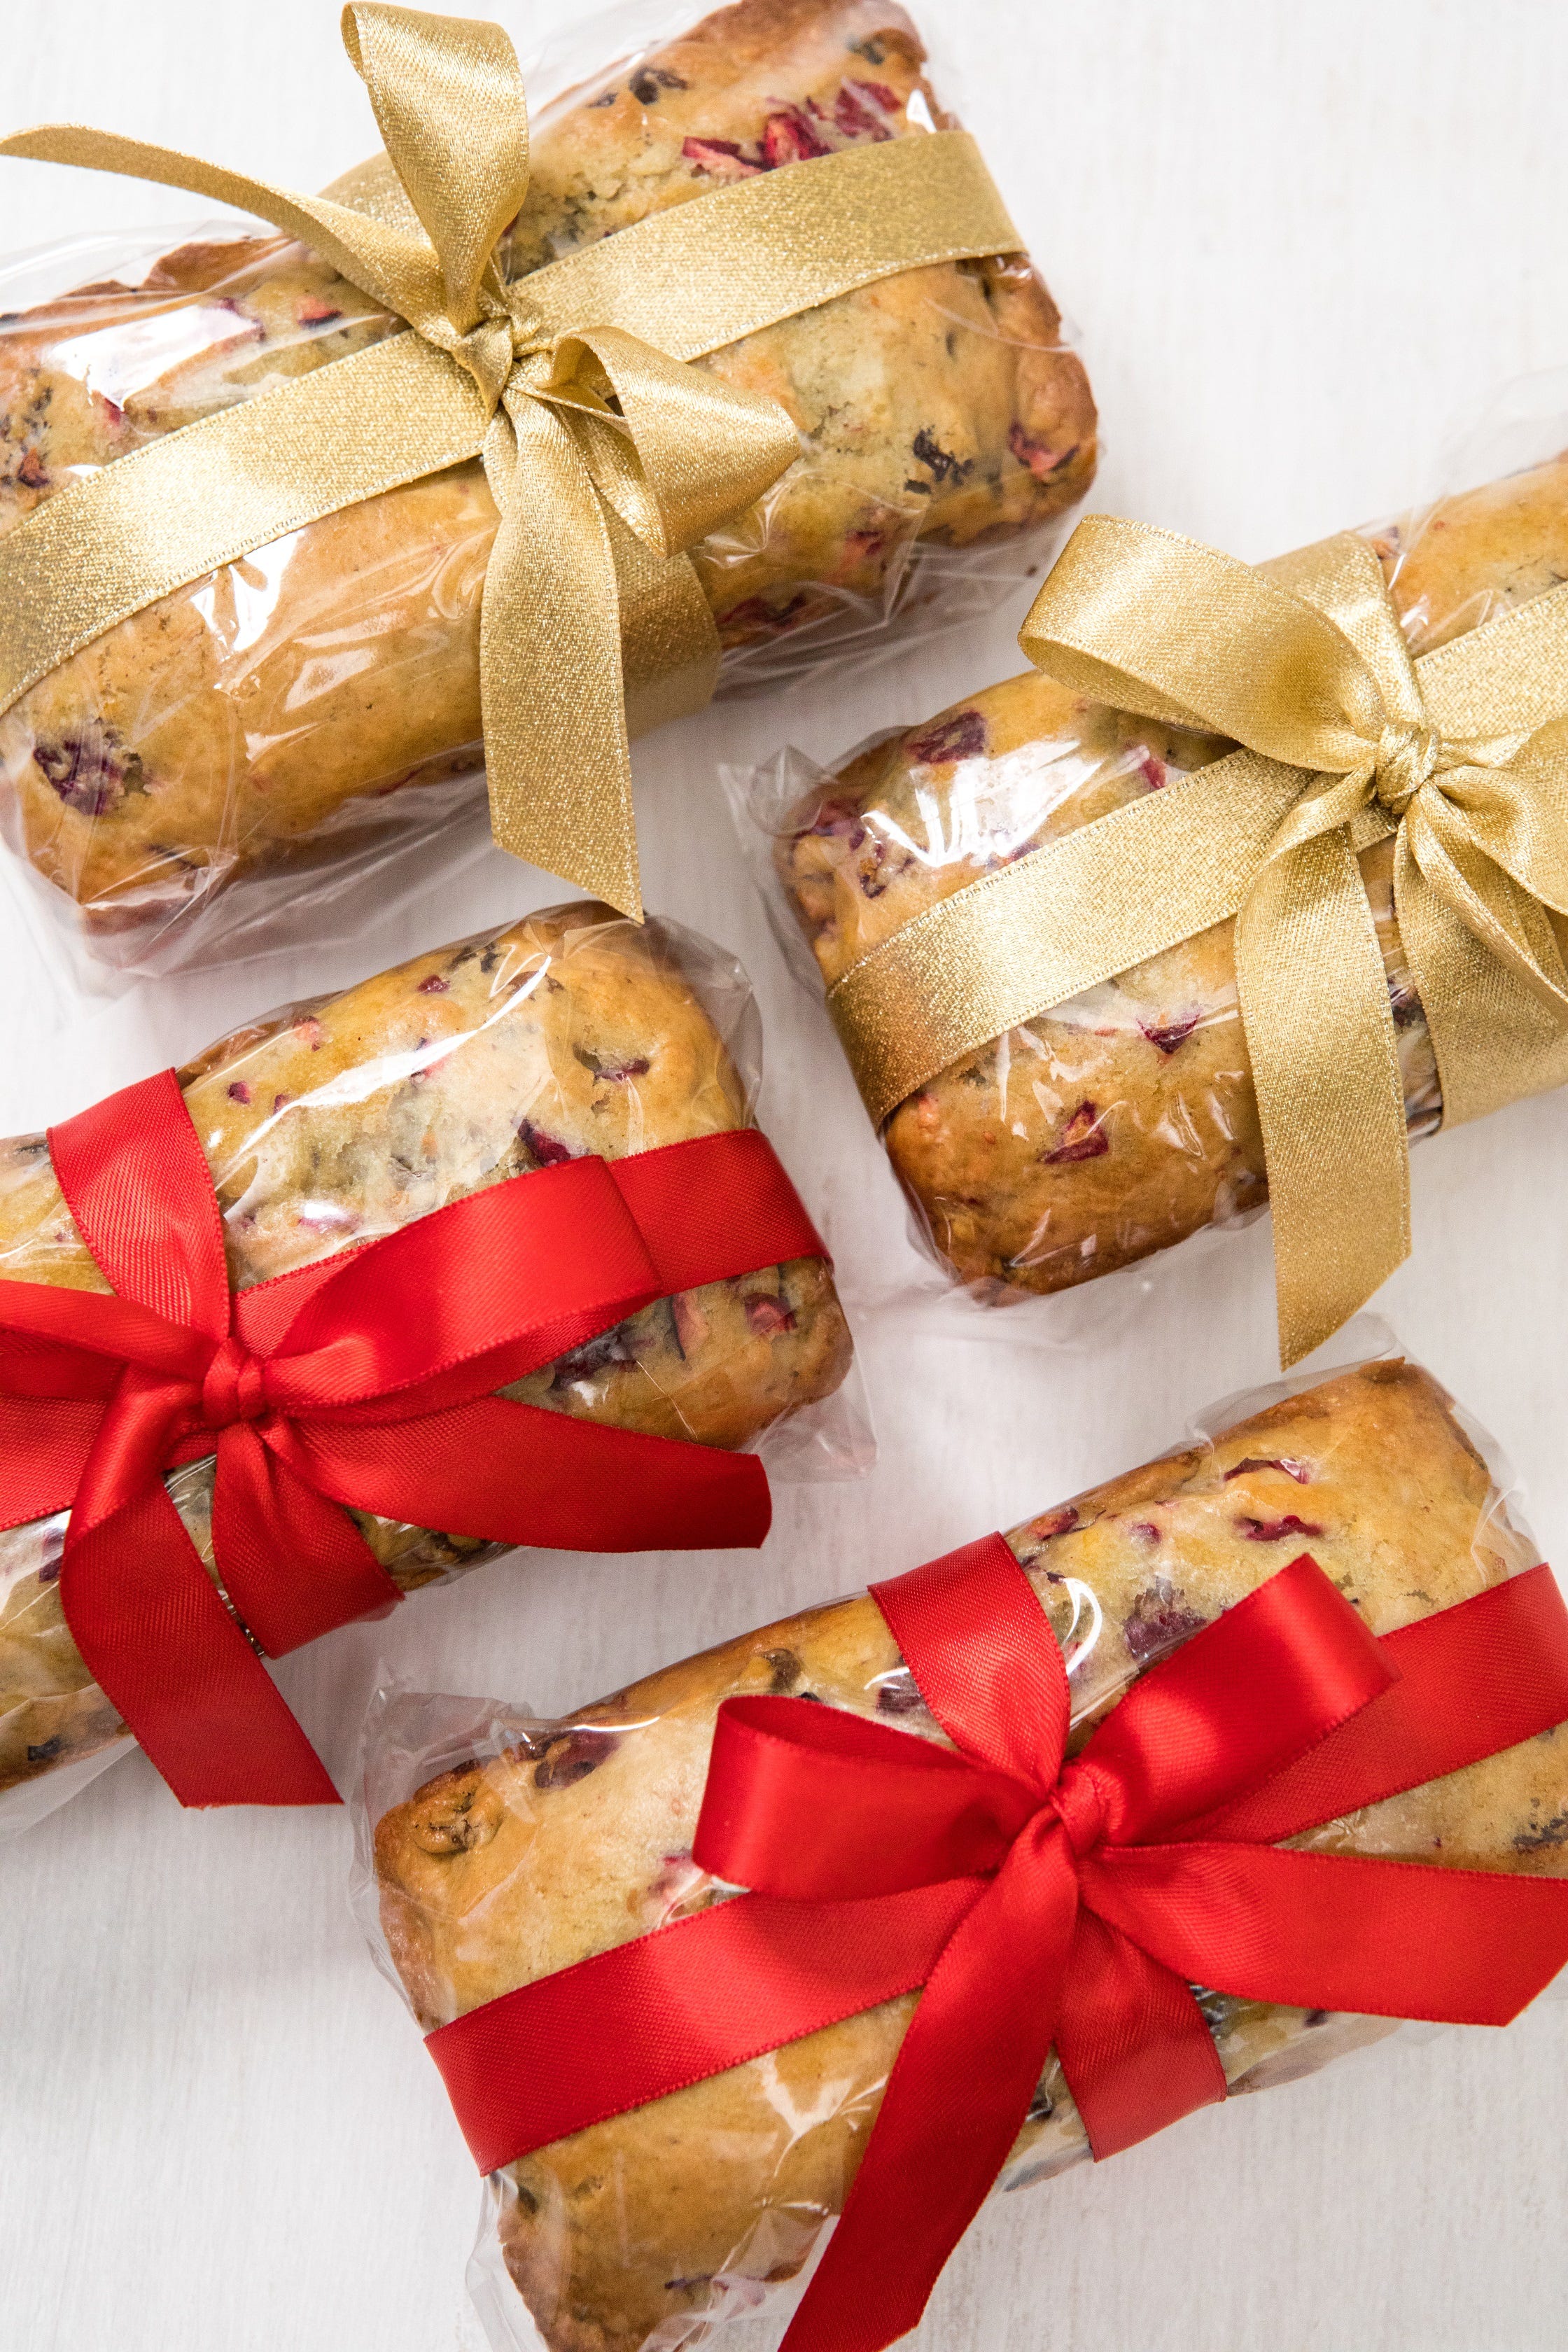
[
  {"x1": 1234, "y1": 790, "x2": 1412, "y2": 1366},
  {"x1": 479, "y1": 391, "x2": 640, "y2": 918}
]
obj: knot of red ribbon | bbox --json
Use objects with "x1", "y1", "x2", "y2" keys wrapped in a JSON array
[
  {"x1": 426, "y1": 1534, "x2": 1568, "y2": 2352},
  {"x1": 0, "y1": 1070, "x2": 827, "y2": 1810},
  {"x1": 200, "y1": 1336, "x2": 268, "y2": 1429},
  {"x1": 1049, "y1": 1756, "x2": 1112, "y2": 1856}
]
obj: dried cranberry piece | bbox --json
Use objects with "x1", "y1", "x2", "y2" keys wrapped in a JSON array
[
  {"x1": 743, "y1": 1294, "x2": 797, "y2": 1339},
  {"x1": 1224, "y1": 1457, "x2": 1310, "y2": 1484},
  {"x1": 644, "y1": 1851, "x2": 713, "y2": 1926},
  {"x1": 719, "y1": 589, "x2": 813, "y2": 641},
  {"x1": 551, "y1": 1326, "x2": 636, "y2": 1386},
  {"x1": 518, "y1": 1119, "x2": 578, "y2": 1167},
  {"x1": 682, "y1": 136, "x2": 763, "y2": 178},
  {"x1": 297, "y1": 297, "x2": 342, "y2": 327},
  {"x1": 227, "y1": 1081, "x2": 251, "y2": 1105},
  {"x1": 416, "y1": 973, "x2": 449, "y2": 993},
  {"x1": 575, "y1": 1049, "x2": 650, "y2": 1083},
  {"x1": 1236, "y1": 1514, "x2": 1325, "y2": 1542},
  {"x1": 1388, "y1": 979, "x2": 1424, "y2": 1032},
  {"x1": 16, "y1": 447, "x2": 48, "y2": 491},
  {"x1": 762, "y1": 106, "x2": 830, "y2": 165},
  {"x1": 795, "y1": 796, "x2": 867, "y2": 849},
  {"x1": 1007, "y1": 423, "x2": 1063, "y2": 482},
  {"x1": 1044, "y1": 1102, "x2": 1110, "y2": 1164},
  {"x1": 1140, "y1": 1014, "x2": 1198, "y2": 1055},
  {"x1": 1032, "y1": 1506, "x2": 1079, "y2": 1542},
  {"x1": 533, "y1": 1728, "x2": 620, "y2": 1789},
  {"x1": 876, "y1": 1668, "x2": 928, "y2": 1717},
  {"x1": 671, "y1": 1293, "x2": 708, "y2": 1358},
  {"x1": 905, "y1": 709, "x2": 986, "y2": 766},
  {"x1": 833, "y1": 83, "x2": 893, "y2": 141},
  {"x1": 1124, "y1": 1582, "x2": 1208, "y2": 1663},
  {"x1": 841, "y1": 526, "x2": 886, "y2": 569},
  {"x1": 31, "y1": 731, "x2": 132, "y2": 817}
]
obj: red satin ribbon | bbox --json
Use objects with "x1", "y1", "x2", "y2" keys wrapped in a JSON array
[
  {"x1": 1, "y1": 1070, "x2": 827, "y2": 1810},
  {"x1": 426, "y1": 1538, "x2": 1568, "y2": 2352}
]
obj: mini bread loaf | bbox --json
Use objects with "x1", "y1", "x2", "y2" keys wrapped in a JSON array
[
  {"x1": 0, "y1": 0, "x2": 1095, "y2": 926},
  {"x1": 775, "y1": 454, "x2": 1568, "y2": 1297},
  {"x1": 0, "y1": 902, "x2": 852, "y2": 1805},
  {"x1": 373, "y1": 1358, "x2": 1565, "y2": 2352}
]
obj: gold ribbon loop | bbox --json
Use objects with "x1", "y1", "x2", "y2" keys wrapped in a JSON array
[
  {"x1": 831, "y1": 522, "x2": 1568, "y2": 1363},
  {"x1": 1019, "y1": 517, "x2": 1389, "y2": 769},
  {"x1": 544, "y1": 326, "x2": 801, "y2": 560},
  {"x1": 340, "y1": 3, "x2": 528, "y2": 335}
]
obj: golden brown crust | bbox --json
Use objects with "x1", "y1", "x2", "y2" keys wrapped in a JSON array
[
  {"x1": 373, "y1": 1359, "x2": 1560, "y2": 2352},
  {"x1": 773, "y1": 457, "x2": 1568, "y2": 1295},
  {"x1": 0, "y1": 0, "x2": 1095, "y2": 923},
  {"x1": 0, "y1": 903, "x2": 852, "y2": 1800}
]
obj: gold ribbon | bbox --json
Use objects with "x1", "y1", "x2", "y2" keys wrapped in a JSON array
[
  {"x1": 0, "y1": 6, "x2": 1021, "y2": 919},
  {"x1": 827, "y1": 517, "x2": 1568, "y2": 1363}
]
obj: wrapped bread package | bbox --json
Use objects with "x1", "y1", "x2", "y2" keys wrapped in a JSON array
[
  {"x1": 362, "y1": 1348, "x2": 1568, "y2": 2352},
  {"x1": 0, "y1": 902, "x2": 860, "y2": 1836},
  {"x1": 740, "y1": 435, "x2": 1568, "y2": 1364},
  {"x1": 0, "y1": 0, "x2": 1095, "y2": 980}
]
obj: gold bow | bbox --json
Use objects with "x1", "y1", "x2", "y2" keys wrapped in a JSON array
[
  {"x1": 0, "y1": 5, "x2": 1021, "y2": 918},
  {"x1": 827, "y1": 517, "x2": 1568, "y2": 1362}
]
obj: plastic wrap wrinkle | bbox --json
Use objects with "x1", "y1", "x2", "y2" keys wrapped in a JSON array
[
  {"x1": 0, "y1": 899, "x2": 865, "y2": 1837},
  {"x1": 0, "y1": 0, "x2": 1096, "y2": 991},
  {"x1": 358, "y1": 1330, "x2": 1567, "y2": 2352}
]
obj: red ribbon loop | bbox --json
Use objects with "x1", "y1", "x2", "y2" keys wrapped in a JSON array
[
  {"x1": 3, "y1": 1070, "x2": 829, "y2": 1809},
  {"x1": 425, "y1": 1539, "x2": 1568, "y2": 2352}
]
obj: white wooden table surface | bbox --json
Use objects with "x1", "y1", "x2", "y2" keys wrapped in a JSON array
[{"x1": 3, "y1": 4, "x2": 1568, "y2": 2348}]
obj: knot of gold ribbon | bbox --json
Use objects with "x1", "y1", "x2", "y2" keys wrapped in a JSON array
[
  {"x1": 827, "y1": 514, "x2": 1568, "y2": 1362},
  {"x1": 0, "y1": 6, "x2": 1022, "y2": 918}
]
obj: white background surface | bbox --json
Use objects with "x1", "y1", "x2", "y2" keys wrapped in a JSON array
[{"x1": 2, "y1": 3, "x2": 1568, "y2": 2348}]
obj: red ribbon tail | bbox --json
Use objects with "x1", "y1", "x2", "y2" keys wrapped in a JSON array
[
  {"x1": 62, "y1": 1485, "x2": 339, "y2": 1808},
  {"x1": 1084, "y1": 1841, "x2": 1568, "y2": 2026},
  {"x1": 279, "y1": 1396, "x2": 772, "y2": 1553},
  {"x1": 216, "y1": 1424, "x2": 401, "y2": 1656},
  {"x1": 1053, "y1": 1908, "x2": 1226, "y2": 2160},
  {"x1": 782, "y1": 1816, "x2": 1079, "y2": 2352}
]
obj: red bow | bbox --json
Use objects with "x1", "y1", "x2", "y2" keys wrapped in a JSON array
[
  {"x1": 426, "y1": 1536, "x2": 1568, "y2": 2352},
  {"x1": 0, "y1": 1070, "x2": 827, "y2": 1810}
]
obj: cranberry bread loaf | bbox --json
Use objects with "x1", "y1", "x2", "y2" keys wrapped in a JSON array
[
  {"x1": 373, "y1": 1357, "x2": 1564, "y2": 2352},
  {"x1": 775, "y1": 453, "x2": 1568, "y2": 1298},
  {"x1": 0, "y1": 0, "x2": 1095, "y2": 927},
  {"x1": 0, "y1": 902, "x2": 852, "y2": 1805}
]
